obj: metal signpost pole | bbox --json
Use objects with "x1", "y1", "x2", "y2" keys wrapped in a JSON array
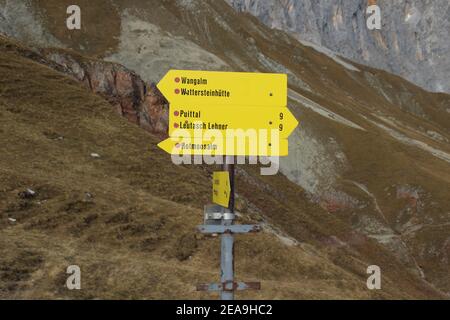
[
  {"x1": 197, "y1": 159, "x2": 261, "y2": 299},
  {"x1": 221, "y1": 156, "x2": 235, "y2": 300}
]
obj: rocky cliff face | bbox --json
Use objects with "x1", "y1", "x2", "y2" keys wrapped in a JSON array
[
  {"x1": 226, "y1": 0, "x2": 450, "y2": 94},
  {"x1": 39, "y1": 48, "x2": 169, "y2": 138}
]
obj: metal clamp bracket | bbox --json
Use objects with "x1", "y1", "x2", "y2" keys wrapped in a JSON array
[
  {"x1": 197, "y1": 224, "x2": 261, "y2": 234},
  {"x1": 204, "y1": 212, "x2": 235, "y2": 221},
  {"x1": 197, "y1": 281, "x2": 261, "y2": 292}
]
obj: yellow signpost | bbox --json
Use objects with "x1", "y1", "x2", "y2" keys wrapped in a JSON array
[
  {"x1": 156, "y1": 69, "x2": 297, "y2": 300},
  {"x1": 212, "y1": 172, "x2": 231, "y2": 207},
  {"x1": 157, "y1": 70, "x2": 287, "y2": 107},
  {"x1": 157, "y1": 135, "x2": 289, "y2": 156},
  {"x1": 168, "y1": 105, "x2": 298, "y2": 138}
]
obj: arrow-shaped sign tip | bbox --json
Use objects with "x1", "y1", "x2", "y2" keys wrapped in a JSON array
[
  {"x1": 157, "y1": 137, "x2": 179, "y2": 154},
  {"x1": 284, "y1": 108, "x2": 299, "y2": 138},
  {"x1": 157, "y1": 70, "x2": 177, "y2": 102}
]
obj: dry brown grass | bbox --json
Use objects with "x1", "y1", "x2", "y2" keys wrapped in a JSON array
[
  {"x1": 0, "y1": 38, "x2": 446, "y2": 299},
  {"x1": 33, "y1": 0, "x2": 121, "y2": 57}
]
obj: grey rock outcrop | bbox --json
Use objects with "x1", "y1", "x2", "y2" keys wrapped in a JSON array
[{"x1": 226, "y1": 0, "x2": 450, "y2": 94}]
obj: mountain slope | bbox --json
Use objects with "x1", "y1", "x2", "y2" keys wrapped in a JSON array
[
  {"x1": 2, "y1": 35, "x2": 445, "y2": 299},
  {"x1": 0, "y1": 0, "x2": 449, "y2": 297}
]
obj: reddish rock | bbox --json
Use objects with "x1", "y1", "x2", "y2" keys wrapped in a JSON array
[
  {"x1": 318, "y1": 190, "x2": 359, "y2": 213},
  {"x1": 142, "y1": 83, "x2": 169, "y2": 138},
  {"x1": 40, "y1": 49, "x2": 169, "y2": 137},
  {"x1": 396, "y1": 185, "x2": 421, "y2": 211}
]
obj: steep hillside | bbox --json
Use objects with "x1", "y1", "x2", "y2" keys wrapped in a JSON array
[
  {"x1": 0, "y1": 0, "x2": 449, "y2": 298},
  {"x1": 2, "y1": 35, "x2": 445, "y2": 299}
]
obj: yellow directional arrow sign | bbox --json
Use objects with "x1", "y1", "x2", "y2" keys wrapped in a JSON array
[
  {"x1": 157, "y1": 135, "x2": 288, "y2": 156},
  {"x1": 169, "y1": 105, "x2": 298, "y2": 139},
  {"x1": 157, "y1": 70, "x2": 287, "y2": 107},
  {"x1": 212, "y1": 171, "x2": 231, "y2": 207}
]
